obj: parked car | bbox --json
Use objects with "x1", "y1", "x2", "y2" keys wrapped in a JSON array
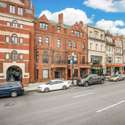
[
  {"x1": 0, "y1": 81, "x2": 24, "y2": 97},
  {"x1": 77, "y1": 74, "x2": 105, "y2": 87},
  {"x1": 109, "y1": 74, "x2": 125, "y2": 82},
  {"x1": 38, "y1": 79, "x2": 71, "y2": 92}
]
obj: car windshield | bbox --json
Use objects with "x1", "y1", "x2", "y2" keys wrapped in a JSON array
[
  {"x1": 46, "y1": 81, "x2": 53, "y2": 85},
  {"x1": 82, "y1": 74, "x2": 89, "y2": 78}
]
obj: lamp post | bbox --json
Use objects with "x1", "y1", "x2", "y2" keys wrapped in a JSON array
[{"x1": 70, "y1": 52, "x2": 76, "y2": 84}]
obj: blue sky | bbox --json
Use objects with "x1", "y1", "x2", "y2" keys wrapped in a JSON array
[{"x1": 32, "y1": 0, "x2": 125, "y2": 35}]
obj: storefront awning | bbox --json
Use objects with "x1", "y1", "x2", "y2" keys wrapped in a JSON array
[{"x1": 106, "y1": 64, "x2": 125, "y2": 67}]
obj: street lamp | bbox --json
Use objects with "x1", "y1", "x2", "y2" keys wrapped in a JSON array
[{"x1": 70, "y1": 52, "x2": 77, "y2": 84}]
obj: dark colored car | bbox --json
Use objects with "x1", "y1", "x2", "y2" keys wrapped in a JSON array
[
  {"x1": 0, "y1": 81, "x2": 24, "y2": 97},
  {"x1": 77, "y1": 74, "x2": 105, "y2": 87}
]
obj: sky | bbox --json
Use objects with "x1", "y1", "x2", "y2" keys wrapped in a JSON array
[{"x1": 32, "y1": 0, "x2": 125, "y2": 35}]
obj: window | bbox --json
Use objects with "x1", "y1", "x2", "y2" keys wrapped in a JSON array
[
  {"x1": 75, "y1": 31, "x2": 80, "y2": 37},
  {"x1": 11, "y1": 50, "x2": 18, "y2": 61},
  {"x1": 57, "y1": 39, "x2": 61, "y2": 48},
  {"x1": 45, "y1": 37, "x2": 49, "y2": 44},
  {"x1": 90, "y1": 43, "x2": 92, "y2": 49},
  {"x1": 5, "y1": 53, "x2": 10, "y2": 60},
  {"x1": 42, "y1": 51, "x2": 48, "y2": 63},
  {"x1": 7, "y1": 22, "x2": 10, "y2": 26},
  {"x1": 19, "y1": 38, "x2": 23, "y2": 44},
  {"x1": 81, "y1": 56, "x2": 85, "y2": 64},
  {"x1": 72, "y1": 41, "x2": 76, "y2": 48},
  {"x1": 18, "y1": 7, "x2": 23, "y2": 16},
  {"x1": 68, "y1": 41, "x2": 72, "y2": 48},
  {"x1": 55, "y1": 55, "x2": 61, "y2": 64},
  {"x1": 20, "y1": 24, "x2": 23, "y2": 28},
  {"x1": 37, "y1": 37, "x2": 42, "y2": 44},
  {"x1": 12, "y1": 20, "x2": 18, "y2": 28},
  {"x1": 11, "y1": 34, "x2": 18, "y2": 44},
  {"x1": 40, "y1": 23, "x2": 48, "y2": 30},
  {"x1": 96, "y1": 44, "x2": 98, "y2": 51},
  {"x1": 101, "y1": 44, "x2": 103, "y2": 51},
  {"x1": 82, "y1": 43, "x2": 84, "y2": 49},
  {"x1": 57, "y1": 26, "x2": 61, "y2": 32},
  {"x1": 9, "y1": 5, "x2": 15, "y2": 14},
  {"x1": 42, "y1": 69, "x2": 49, "y2": 79},
  {"x1": 19, "y1": 54, "x2": 23, "y2": 60},
  {"x1": 5, "y1": 36, "x2": 10, "y2": 43}
]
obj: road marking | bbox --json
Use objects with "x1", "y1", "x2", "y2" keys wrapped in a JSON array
[
  {"x1": 96, "y1": 100, "x2": 125, "y2": 113},
  {"x1": 73, "y1": 92, "x2": 94, "y2": 98}
]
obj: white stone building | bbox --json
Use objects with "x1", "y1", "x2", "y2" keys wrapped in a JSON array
[{"x1": 88, "y1": 26, "x2": 106, "y2": 74}]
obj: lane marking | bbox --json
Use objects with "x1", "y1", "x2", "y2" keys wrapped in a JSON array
[
  {"x1": 73, "y1": 92, "x2": 94, "y2": 98},
  {"x1": 96, "y1": 100, "x2": 125, "y2": 113}
]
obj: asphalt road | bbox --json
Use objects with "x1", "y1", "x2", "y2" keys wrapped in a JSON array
[{"x1": 1, "y1": 81, "x2": 125, "y2": 125}]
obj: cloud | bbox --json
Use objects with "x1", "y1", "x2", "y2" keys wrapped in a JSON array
[
  {"x1": 39, "y1": 8, "x2": 91, "y2": 25},
  {"x1": 84, "y1": 0, "x2": 125, "y2": 12},
  {"x1": 96, "y1": 19, "x2": 125, "y2": 35}
]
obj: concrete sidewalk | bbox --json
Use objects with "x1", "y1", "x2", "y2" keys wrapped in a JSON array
[{"x1": 24, "y1": 82, "x2": 46, "y2": 92}]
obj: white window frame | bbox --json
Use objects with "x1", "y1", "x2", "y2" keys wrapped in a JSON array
[
  {"x1": 57, "y1": 39, "x2": 61, "y2": 48},
  {"x1": 18, "y1": 7, "x2": 23, "y2": 16},
  {"x1": 43, "y1": 69, "x2": 49, "y2": 79},
  {"x1": 5, "y1": 36, "x2": 10, "y2": 43},
  {"x1": 9, "y1": 5, "x2": 15, "y2": 14}
]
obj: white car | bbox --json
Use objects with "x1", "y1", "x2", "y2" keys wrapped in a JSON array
[{"x1": 38, "y1": 79, "x2": 71, "y2": 92}]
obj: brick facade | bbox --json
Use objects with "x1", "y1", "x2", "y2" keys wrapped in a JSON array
[
  {"x1": 0, "y1": 0, "x2": 34, "y2": 85},
  {"x1": 34, "y1": 14, "x2": 90, "y2": 82}
]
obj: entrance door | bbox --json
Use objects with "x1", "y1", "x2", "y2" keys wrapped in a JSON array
[
  {"x1": 55, "y1": 71, "x2": 61, "y2": 79},
  {"x1": 6, "y1": 66, "x2": 22, "y2": 82}
]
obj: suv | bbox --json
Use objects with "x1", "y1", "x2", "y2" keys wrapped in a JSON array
[
  {"x1": 0, "y1": 81, "x2": 24, "y2": 97},
  {"x1": 77, "y1": 74, "x2": 105, "y2": 87}
]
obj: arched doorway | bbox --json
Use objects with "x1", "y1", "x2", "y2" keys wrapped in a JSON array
[{"x1": 6, "y1": 66, "x2": 22, "y2": 82}]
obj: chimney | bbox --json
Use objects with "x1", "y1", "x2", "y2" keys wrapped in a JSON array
[
  {"x1": 22, "y1": 0, "x2": 30, "y2": 7},
  {"x1": 58, "y1": 13, "x2": 63, "y2": 25}
]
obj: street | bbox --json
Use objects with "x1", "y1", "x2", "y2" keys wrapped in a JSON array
[{"x1": 1, "y1": 81, "x2": 125, "y2": 125}]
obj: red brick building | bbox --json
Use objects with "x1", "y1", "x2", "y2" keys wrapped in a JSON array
[
  {"x1": 34, "y1": 13, "x2": 90, "y2": 82},
  {"x1": 0, "y1": 0, "x2": 35, "y2": 85}
]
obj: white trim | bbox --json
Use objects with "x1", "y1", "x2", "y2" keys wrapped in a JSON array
[
  {"x1": 0, "y1": 13, "x2": 33, "y2": 23},
  {"x1": 0, "y1": 62, "x2": 29, "y2": 79},
  {"x1": 0, "y1": 31, "x2": 29, "y2": 38},
  {"x1": 0, "y1": 48, "x2": 29, "y2": 54},
  {"x1": 0, "y1": 15, "x2": 34, "y2": 26}
]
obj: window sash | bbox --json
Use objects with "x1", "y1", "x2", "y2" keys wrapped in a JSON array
[
  {"x1": 9, "y1": 5, "x2": 15, "y2": 14},
  {"x1": 18, "y1": 7, "x2": 23, "y2": 16}
]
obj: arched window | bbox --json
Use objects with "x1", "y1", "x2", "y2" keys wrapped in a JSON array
[
  {"x1": 42, "y1": 50, "x2": 48, "y2": 63},
  {"x1": 11, "y1": 50, "x2": 18, "y2": 61},
  {"x1": 11, "y1": 34, "x2": 18, "y2": 44}
]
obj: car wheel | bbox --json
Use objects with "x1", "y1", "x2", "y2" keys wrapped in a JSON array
[
  {"x1": 44, "y1": 88, "x2": 49, "y2": 92},
  {"x1": 11, "y1": 91, "x2": 17, "y2": 97},
  {"x1": 84, "y1": 82, "x2": 88, "y2": 87},
  {"x1": 62, "y1": 85, "x2": 67, "y2": 90}
]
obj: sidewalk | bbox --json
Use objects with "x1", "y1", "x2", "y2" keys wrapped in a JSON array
[{"x1": 24, "y1": 82, "x2": 46, "y2": 92}]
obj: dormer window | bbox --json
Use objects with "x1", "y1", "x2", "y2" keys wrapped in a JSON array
[
  {"x1": 40, "y1": 23, "x2": 48, "y2": 30},
  {"x1": 9, "y1": 5, "x2": 15, "y2": 14},
  {"x1": 18, "y1": 7, "x2": 23, "y2": 16}
]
